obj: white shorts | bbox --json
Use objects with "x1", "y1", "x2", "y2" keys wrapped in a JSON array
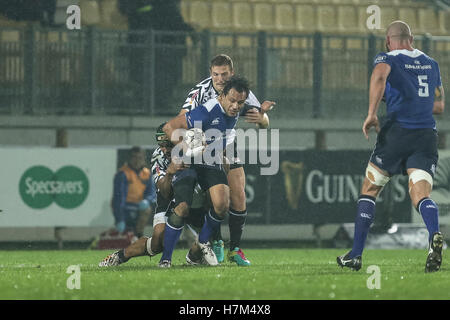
[{"x1": 153, "y1": 212, "x2": 167, "y2": 228}]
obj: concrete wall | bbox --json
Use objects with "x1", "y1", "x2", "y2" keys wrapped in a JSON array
[{"x1": 0, "y1": 115, "x2": 393, "y2": 150}]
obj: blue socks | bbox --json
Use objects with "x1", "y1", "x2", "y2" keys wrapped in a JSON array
[
  {"x1": 350, "y1": 195, "x2": 376, "y2": 259},
  {"x1": 199, "y1": 209, "x2": 223, "y2": 244},
  {"x1": 417, "y1": 197, "x2": 439, "y2": 243},
  {"x1": 160, "y1": 210, "x2": 185, "y2": 262}
]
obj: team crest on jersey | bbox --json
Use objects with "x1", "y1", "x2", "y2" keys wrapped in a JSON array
[
  {"x1": 190, "y1": 91, "x2": 199, "y2": 103},
  {"x1": 374, "y1": 55, "x2": 386, "y2": 64}
]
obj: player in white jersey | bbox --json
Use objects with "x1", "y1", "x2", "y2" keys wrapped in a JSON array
[
  {"x1": 179, "y1": 54, "x2": 276, "y2": 266},
  {"x1": 99, "y1": 123, "x2": 210, "y2": 267}
]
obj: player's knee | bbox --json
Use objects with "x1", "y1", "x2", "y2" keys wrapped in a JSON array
[
  {"x1": 175, "y1": 202, "x2": 190, "y2": 217},
  {"x1": 365, "y1": 164, "x2": 390, "y2": 187},
  {"x1": 408, "y1": 169, "x2": 433, "y2": 191},
  {"x1": 213, "y1": 199, "x2": 229, "y2": 218},
  {"x1": 408, "y1": 170, "x2": 433, "y2": 206}
]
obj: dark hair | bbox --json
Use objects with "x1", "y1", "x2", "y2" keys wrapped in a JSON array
[
  {"x1": 210, "y1": 54, "x2": 234, "y2": 70},
  {"x1": 222, "y1": 75, "x2": 250, "y2": 98},
  {"x1": 129, "y1": 146, "x2": 143, "y2": 158}
]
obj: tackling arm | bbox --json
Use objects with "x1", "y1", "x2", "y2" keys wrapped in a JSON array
[{"x1": 163, "y1": 113, "x2": 189, "y2": 146}]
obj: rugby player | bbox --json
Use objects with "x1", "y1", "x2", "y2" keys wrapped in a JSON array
[
  {"x1": 179, "y1": 54, "x2": 275, "y2": 266},
  {"x1": 337, "y1": 21, "x2": 445, "y2": 272},
  {"x1": 160, "y1": 75, "x2": 251, "y2": 267},
  {"x1": 99, "y1": 123, "x2": 210, "y2": 267}
]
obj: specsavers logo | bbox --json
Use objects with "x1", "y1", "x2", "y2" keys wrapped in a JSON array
[{"x1": 19, "y1": 165, "x2": 89, "y2": 209}]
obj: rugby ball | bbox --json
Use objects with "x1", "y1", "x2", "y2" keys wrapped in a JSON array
[{"x1": 184, "y1": 128, "x2": 206, "y2": 157}]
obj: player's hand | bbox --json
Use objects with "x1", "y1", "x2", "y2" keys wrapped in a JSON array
[
  {"x1": 167, "y1": 158, "x2": 189, "y2": 175},
  {"x1": 362, "y1": 114, "x2": 380, "y2": 140},
  {"x1": 261, "y1": 100, "x2": 276, "y2": 113},
  {"x1": 244, "y1": 108, "x2": 263, "y2": 124}
]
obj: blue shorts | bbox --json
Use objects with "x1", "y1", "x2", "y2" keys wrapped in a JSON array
[{"x1": 369, "y1": 120, "x2": 438, "y2": 177}]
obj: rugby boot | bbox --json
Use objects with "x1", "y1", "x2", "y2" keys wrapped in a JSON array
[
  {"x1": 228, "y1": 247, "x2": 251, "y2": 266},
  {"x1": 158, "y1": 259, "x2": 172, "y2": 268},
  {"x1": 212, "y1": 240, "x2": 225, "y2": 263},
  {"x1": 186, "y1": 250, "x2": 203, "y2": 266},
  {"x1": 98, "y1": 251, "x2": 121, "y2": 267},
  {"x1": 198, "y1": 242, "x2": 219, "y2": 266},
  {"x1": 425, "y1": 232, "x2": 444, "y2": 273},
  {"x1": 337, "y1": 251, "x2": 362, "y2": 271}
]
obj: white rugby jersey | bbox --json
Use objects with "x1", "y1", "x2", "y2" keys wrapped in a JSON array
[
  {"x1": 181, "y1": 76, "x2": 262, "y2": 145},
  {"x1": 150, "y1": 147, "x2": 170, "y2": 186}
]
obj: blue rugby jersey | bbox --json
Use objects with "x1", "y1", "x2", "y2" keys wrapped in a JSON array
[
  {"x1": 373, "y1": 49, "x2": 442, "y2": 129},
  {"x1": 185, "y1": 98, "x2": 238, "y2": 165}
]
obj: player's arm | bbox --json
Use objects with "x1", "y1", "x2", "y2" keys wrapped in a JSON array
[
  {"x1": 156, "y1": 160, "x2": 187, "y2": 198},
  {"x1": 363, "y1": 62, "x2": 391, "y2": 139},
  {"x1": 163, "y1": 113, "x2": 189, "y2": 146},
  {"x1": 244, "y1": 101, "x2": 275, "y2": 129},
  {"x1": 433, "y1": 86, "x2": 445, "y2": 115}
]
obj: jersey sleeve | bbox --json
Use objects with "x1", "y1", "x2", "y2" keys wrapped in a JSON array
[
  {"x1": 151, "y1": 149, "x2": 167, "y2": 185},
  {"x1": 240, "y1": 90, "x2": 261, "y2": 116},
  {"x1": 181, "y1": 86, "x2": 202, "y2": 112},
  {"x1": 373, "y1": 52, "x2": 393, "y2": 67},
  {"x1": 185, "y1": 105, "x2": 210, "y2": 130}
]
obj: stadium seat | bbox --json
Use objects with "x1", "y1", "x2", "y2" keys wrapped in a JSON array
[
  {"x1": 98, "y1": 0, "x2": 127, "y2": 30},
  {"x1": 317, "y1": 5, "x2": 338, "y2": 32},
  {"x1": 380, "y1": 6, "x2": 399, "y2": 31},
  {"x1": 254, "y1": 3, "x2": 275, "y2": 30},
  {"x1": 189, "y1": 1, "x2": 212, "y2": 29},
  {"x1": 398, "y1": 8, "x2": 419, "y2": 33},
  {"x1": 295, "y1": 4, "x2": 317, "y2": 32},
  {"x1": 232, "y1": 2, "x2": 254, "y2": 31},
  {"x1": 337, "y1": 5, "x2": 359, "y2": 33},
  {"x1": 79, "y1": 0, "x2": 100, "y2": 26},
  {"x1": 0, "y1": 30, "x2": 20, "y2": 42},
  {"x1": 275, "y1": 3, "x2": 296, "y2": 31},
  {"x1": 437, "y1": 11, "x2": 448, "y2": 36},
  {"x1": 212, "y1": 1, "x2": 232, "y2": 29},
  {"x1": 418, "y1": 8, "x2": 441, "y2": 35}
]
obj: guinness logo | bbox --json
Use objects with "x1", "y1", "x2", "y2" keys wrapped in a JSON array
[{"x1": 281, "y1": 161, "x2": 305, "y2": 209}]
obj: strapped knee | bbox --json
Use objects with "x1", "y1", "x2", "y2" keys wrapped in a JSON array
[
  {"x1": 365, "y1": 164, "x2": 390, "y2": 187},
  {"x1": 409, "y1": 169, "x2": 433, "y2": 190}
]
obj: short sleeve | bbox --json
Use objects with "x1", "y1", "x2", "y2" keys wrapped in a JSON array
[
  {"x1": 185, "y1": 105, "x2": 210, "y2": 130},
  {"x1": 373, "y1": 52, "x2": 392, "y2": 67}
]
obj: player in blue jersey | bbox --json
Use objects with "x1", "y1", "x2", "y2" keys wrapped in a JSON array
[
  {"x1": 337, "y1": 21, "x2": 445, "y2": 273},
  {"x1": 181, "y1": 54, "x2": 275, "y2": 266},
  {"x1": 158, "y1": 76, "x2": 250, "y2": 267}
]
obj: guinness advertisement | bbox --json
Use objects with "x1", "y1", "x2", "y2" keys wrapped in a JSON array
[{"x1": 243, "y1": 150, "x2": 411, "y2": 225}]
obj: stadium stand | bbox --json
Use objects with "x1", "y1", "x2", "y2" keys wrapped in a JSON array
[{"x1": 180, "y1": 0, "x2": 450, "y2": 36}]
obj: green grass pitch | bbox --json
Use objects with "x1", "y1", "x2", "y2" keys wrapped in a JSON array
[{"x1": 0, "y1": 248, "x2": 448, "y2": 300}]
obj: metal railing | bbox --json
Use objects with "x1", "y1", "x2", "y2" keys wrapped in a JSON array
[{"x1": 0, "y1": 24, "x2": 449, "y2": 119}]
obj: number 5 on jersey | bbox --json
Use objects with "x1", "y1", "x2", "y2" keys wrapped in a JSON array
[{"x1": 418, "y1": 75, "x2": 429, "y2": 97}]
